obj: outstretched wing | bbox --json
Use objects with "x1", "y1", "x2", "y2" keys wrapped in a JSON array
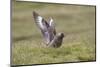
[
  {"x1": 33, "y1": 11, "x2": 49, "y2": 32},
  {"x1": 49, "y1": 18, "x2": 56, "y2": 35},
  {"x1": 33, "y1": 11, "x2": 54, "y2": 44}
]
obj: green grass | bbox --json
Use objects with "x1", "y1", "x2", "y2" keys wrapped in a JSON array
[{"x1": 12, "y1": 1, "x2": 96, "y2": 65}]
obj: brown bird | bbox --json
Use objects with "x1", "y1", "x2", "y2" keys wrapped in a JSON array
[{"x1": 33, "y1": 11, "x2": 64, "y2": 48}]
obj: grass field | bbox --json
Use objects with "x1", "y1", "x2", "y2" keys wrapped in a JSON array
[{"x1": 12, "y1": 1, "x2": 96, "y2": 65}]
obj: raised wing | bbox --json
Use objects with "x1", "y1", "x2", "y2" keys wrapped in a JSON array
[
  {"x1": 33, "y1": 11, "x2": 55, "y2": 45},
  {"x1": 33, "y1": 11, "x2": 49, "y2": 31},
  {"x1": 49, "y1": 18, "x2": 56, "y2": 35}
]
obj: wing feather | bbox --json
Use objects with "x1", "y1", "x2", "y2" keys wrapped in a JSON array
[
  {"x1": 33, "y1": 11, "x2": 54, "y2": 44},
  {"x1": 49, "y1": 18, "x2": 56, "y2": 35}
]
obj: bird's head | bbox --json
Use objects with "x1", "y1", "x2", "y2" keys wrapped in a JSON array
[{"x1": 58, "y1": 33, "x2": 64, "y2": 39}]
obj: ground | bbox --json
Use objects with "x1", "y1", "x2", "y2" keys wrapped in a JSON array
[{"x1": 12, "y1": 1, "x2": 96, "y2": 65}]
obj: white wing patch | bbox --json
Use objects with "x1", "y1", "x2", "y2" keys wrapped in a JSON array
[
  {"x1": 36, "y1": 16, "x2": 44, "y2": 30},
  {"x1": 49, "y1": 18, "x2": 55, "y2": 30},
  {"x1": 49, "y1": 18, "x2": 54, "y2": 26}
]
